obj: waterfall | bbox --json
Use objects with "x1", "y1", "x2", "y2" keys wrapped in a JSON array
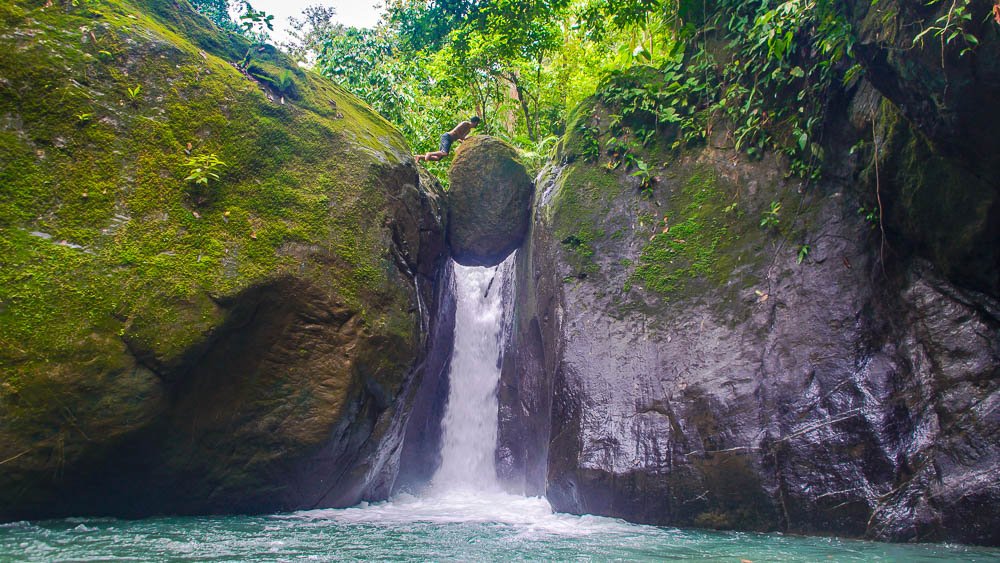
[{"x1": 431, "y1": 255, "x2": 515, "y2": 491}]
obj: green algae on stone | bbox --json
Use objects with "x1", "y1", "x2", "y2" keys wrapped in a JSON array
[
  {"x1": 0, "y1": 0, "x2": 409, "y2": 356},
  {"x1": 547, "y1": 160, "x2": 626, "y2": 278},
  {"x1": 0, "y1": 0, "x2": 436, "y2": 520},
  {"x1": 630, "y1": 165, "x2": 735, "y2": 296},
  {"x1": 446, "y1": 135, "x2": 534, "y2": 266}
]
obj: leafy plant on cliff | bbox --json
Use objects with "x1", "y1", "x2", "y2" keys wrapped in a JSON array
[
  {"x1": 630, "y1": 157, "x2": 656, "y2": 197},
  {"x1": 183, "y1": 154, "x2": 226, "y2": 184},
  {"x1": 760, "y1": 200, "x2": 782, "y2": 228},
  {"x1": 183, "y1": 154, "x2": 226, "y2": 203},
  {"x1": 576, "y1": 123, "x2": 602, "y2": 162},
  {"x1": 858, "y1": 206, "x2": 879, "y2": 227},
  {"x1": 605, "y1": 136, "x2": 631, "y2": 169},
  {"x1": 913, "y1": 0, "x2": 980, "y2": 61},
  {"x1": 797, "y1": 244, "x2": 811, "y2": 263},
  {"x1": 126, "y1": 84, "x2": 142, "y2": 104}
]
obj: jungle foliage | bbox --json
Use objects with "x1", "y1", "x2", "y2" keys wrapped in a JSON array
[
  {"x1": 288, "y1": 0, "x2": 871, "y2": 179},
  {"x1": 194, "y1": 0, "x2": 985, "y2": 183},
  {"x1": 188, "y1": 0, "x2": 273, "y2": 43}
]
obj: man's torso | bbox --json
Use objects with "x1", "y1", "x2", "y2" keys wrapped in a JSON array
[{"x1": 448, "y1": 121, "x2": 473, "y2": 141}]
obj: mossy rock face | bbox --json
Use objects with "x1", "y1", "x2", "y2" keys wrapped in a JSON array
[
  {"x1": 852, "y1": 0, "x2": 1000, "y2": 296},
  {"x1": 868, "y1": 102, "x2": 999, "y2": 295},
  {"x1": 447, "y1": 135, "x2": 534, "y2": 266},
  {"x1": 500, "y1": 80, "x2": 1000, "y2": 545},
  {"x1": 853, "y1": 0, "x2": 1000, "y2": 168},
  {"x1": 0, "y1": 0, "x2": 444, "y2": 519}
]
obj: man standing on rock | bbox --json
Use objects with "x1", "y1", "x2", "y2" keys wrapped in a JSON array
[{"x1": 415, "y1": 116, "x2": 481, "y2": 162}]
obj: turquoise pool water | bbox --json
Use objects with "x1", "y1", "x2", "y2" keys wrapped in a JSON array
[{"x1": 2, "y1": 491, "x2": 996, "y2": 562}]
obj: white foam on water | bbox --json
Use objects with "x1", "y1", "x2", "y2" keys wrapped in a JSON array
[{"x1": 281, "y1": 489, "x2": 643, "y2": 540}]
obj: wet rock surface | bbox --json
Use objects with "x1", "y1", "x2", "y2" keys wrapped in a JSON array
[
  {"x1": 498, "y1": 116, "x2": 999, "y2": 544},
  {"x1": 447, "y1": 136, "x2": 534, "y2": 266},
  {"x1": 394, "y1": 264, "x2": 458, "y2": 492}
]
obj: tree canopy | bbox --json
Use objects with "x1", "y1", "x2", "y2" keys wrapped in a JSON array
[{"x1": 193, "y1": 0, "x2": 869, "y2": 182}]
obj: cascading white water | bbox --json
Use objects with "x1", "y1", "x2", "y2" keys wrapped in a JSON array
[{"x1": 431, "y1": 255, "x2": 515, "y2": 492}]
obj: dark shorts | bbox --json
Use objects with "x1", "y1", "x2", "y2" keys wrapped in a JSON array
[{"x1": 439, "y1": 133, "x2": 453, "y2": 154}]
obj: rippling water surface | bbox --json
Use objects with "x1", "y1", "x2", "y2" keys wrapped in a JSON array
[{"x1": 1, "y1": 490, "x2": 997, "y2": 562}]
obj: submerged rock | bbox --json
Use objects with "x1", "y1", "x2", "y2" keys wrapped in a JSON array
[
  {"x1": 447, "y1": 136, "x2": 534, "y2": 266},
  {"x1": 0, "y1": 1, "x2": 446, "y2": 519}
]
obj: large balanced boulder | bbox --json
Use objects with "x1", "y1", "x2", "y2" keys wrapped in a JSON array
[
  {"x1": 447, "y1": 136, "x2": 534, "y2": 266},
  {"x1": 0, "y1": 0, "x2": 445, "y2": 520}
]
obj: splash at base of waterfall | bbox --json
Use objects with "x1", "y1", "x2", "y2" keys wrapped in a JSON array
[{"x1": 302, "y1": 490, "x2": 580, "y2": 533}]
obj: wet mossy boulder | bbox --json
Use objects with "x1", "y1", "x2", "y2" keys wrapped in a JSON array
[
  {"x1": 446, "y1": 135, "x2": 534, "y2": 266},
  {"x1": 498, "y1": 82, "x2": 1000, "y2": 545},
  {"x1": 0, "y1": 0, "x2": 445, "y2": 519}
]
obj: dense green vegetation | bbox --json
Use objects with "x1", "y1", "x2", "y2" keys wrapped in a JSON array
[
  {"x1": 251, "y1": 0, "x2": 864, "y2": 183},
  {"x1": 188, "y1": 0, "x2": 274, "y2": 41},
  {"x1": 271, "y1": 0, "x2": 863, "y2": 298},
  {"x1": 199, "y1": 0, "x2": 859, "y2": 301},
  {"x1": 194, "y1": 0, "x2": 989, "y2": 193},
  {"x1": 312, "y1": 0, "x2": 690, "y2": 164}
]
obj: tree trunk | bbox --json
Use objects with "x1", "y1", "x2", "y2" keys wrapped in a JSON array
[{"x1": 509, "y1": 73, "x2": 535, "y2": 142}]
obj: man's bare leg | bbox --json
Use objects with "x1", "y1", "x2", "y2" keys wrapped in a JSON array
[{"x1": 415, "y1": 150, "x2": 447, "y2": 163}]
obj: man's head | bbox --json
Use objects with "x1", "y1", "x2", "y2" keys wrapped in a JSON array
[{"x1": 470, "y1": 116, "x2": 481, "y2": 127}]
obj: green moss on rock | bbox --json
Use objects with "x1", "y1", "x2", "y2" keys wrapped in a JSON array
[
  {"x1": 446, "y1": 135, "x2": 534, "y2": 266},
  {"x1": 0, "y1": 0, "x2": 432, "y2": 519},
  {"x1": 631, "y1": 165, "x2": 736, "y2": 296}
]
